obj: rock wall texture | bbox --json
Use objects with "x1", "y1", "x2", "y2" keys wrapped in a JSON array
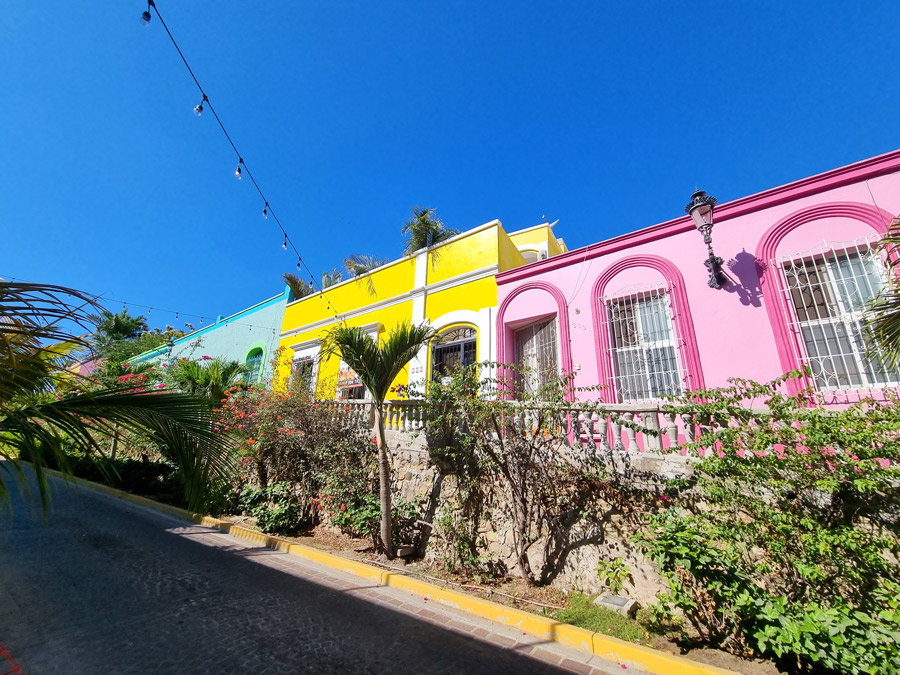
[{"x1": 383, "y1": 429, "x2": 692, "y2": 605}]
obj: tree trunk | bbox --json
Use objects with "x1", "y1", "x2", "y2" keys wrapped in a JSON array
[
  {"x1": 109, "y1": 423, "x2": 120, "y2": 461},
  {"x1": 374, "y1": 403, "x2": 394, "y2": 558}
]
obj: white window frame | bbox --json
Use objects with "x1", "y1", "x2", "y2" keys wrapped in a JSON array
[
  {"x1": 603, "y1": 284, "x2": 685, "y2": 403},
  {"x1": 774, "y1": 238, "x2": 900, "y2": 393},
  {"x1": 289, "y1": 338, "x2": 321, "y2": 395}
]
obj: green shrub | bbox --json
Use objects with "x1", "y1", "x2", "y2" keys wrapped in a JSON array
[
  {"x1": 330, "y1": 493, "x2": 423, "y2": 550},
  {"x1": 553, "y1": 592, "x2": 648, "y2": 643},
  {"x1": 596, "y1": 557, "x2": 633, "y2": 595},
  {"x1": 636, "y1": 373, "x2": 900, "y2": 673},
  {"x1": 238, "y1": 482, "x2": 309, "y2": 535}
]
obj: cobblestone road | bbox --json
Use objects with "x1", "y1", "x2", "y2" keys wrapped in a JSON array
[{"x1": 0, "y1": 471, "x2": 621, "y2": 674}]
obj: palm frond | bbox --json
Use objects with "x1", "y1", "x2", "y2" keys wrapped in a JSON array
[
  {"x1": 282, "y1": 273, "x2": 314, "y2": 300},
  {"x1": 866, "y1": 216, "x2": 900, "y2": 364},
  {"x1": 344, "y1": 254, "x2": 389, "y2": 277},
  {"x1": 401, "y1": 207, "x2": 459, "y2": 257},
  {"x1": 322, "y1": 322, "x2": 436, "y2": 403},
  {"x1": 321, "y1": 268, "x2": 343, "y2": 289},
  {"x1": 1, "y1": 388, "x2": 238, "y2": 512}
]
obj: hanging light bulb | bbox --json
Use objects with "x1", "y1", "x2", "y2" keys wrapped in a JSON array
[
  {"x1": 262, "y1": 202, "x2": 269, "y2": 219},
  {"x1": 141, "y1": 0, "x2": 154, "y2": 25},
  {"x1": 194, "y1": 94, "x2": 207, "y2": 116},
  {"x1": 296, "y1": 261, "x2": 301, "y2": 271},
  {"x1": 282, "y1": 236, "x2": 287, "y2": 251},
  {"x1": 235, "y1": 158, "x2": 243, "y2": 180}
]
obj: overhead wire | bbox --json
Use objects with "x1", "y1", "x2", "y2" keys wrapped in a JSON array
[
  {"x1": 0, "y1": 272, "x2": 282, "y2": 335},
  {"x1": 144, "y1": 0, "x2": 343, "y2": 321}
]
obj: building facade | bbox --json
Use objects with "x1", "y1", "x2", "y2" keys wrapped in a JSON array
[
  {"x1": 496, "y1": 150, "x2": 900, "y2": 406},
  {"x1": 132, "y1": 287, "x2": 292, "y2": 385},
  {"x1": 276, "y1": 220, "x2": 566, "y2": 398}
]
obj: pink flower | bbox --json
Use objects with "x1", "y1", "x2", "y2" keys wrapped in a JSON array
[
  {"x1": 716, "y1": 449, "x2": 725, "y2": 459},
  {"x1": 874, "y1": 457, "x2": 891, "y2": 469},
  {"x1": 736, "y1": 448, "x2": 745, "y2": 459},
  {"x1": 826, "y1": 460, "x2": 835, "y2": 472},
  {"x1": 821, "y1": 447, "x2": 836, "y2": 457},
  {"x1": 202, "y1": 355, "x2": 211, "y2": 360},
  {"x1": 155, "y1": 383, "x2": 165, "y2": 389}
]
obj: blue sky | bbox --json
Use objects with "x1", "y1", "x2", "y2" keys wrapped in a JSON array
[{"x1": 3, "y1": 1, "x2": 899, "y2": 329}]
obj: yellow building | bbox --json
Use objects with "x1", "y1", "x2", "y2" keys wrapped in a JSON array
[{"x1": 276, "y1": 219, "x2": 566, "y2": 399}]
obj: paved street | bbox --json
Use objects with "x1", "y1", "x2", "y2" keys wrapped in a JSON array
[{"x1": 0, "y1": 470, "x2": 621, "y2": 674}]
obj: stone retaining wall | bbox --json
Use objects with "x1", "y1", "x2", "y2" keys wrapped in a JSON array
[{"x1": 383, "y1": 430, "x2": 692, "y2": 604}]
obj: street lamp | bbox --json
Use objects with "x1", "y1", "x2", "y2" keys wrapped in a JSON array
[
  {"x1": 166, "y1": 336, "x2": 175, "y2": 361},
  {"x1": 685, "y1": 189, "x2": 726, "y2": 289}
]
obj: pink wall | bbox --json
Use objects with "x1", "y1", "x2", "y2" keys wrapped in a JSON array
[{"x1": 496, "y1": 150, "x2": 900, "y2": 404}]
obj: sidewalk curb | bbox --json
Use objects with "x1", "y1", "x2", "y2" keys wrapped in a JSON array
[{"x1": 56, "y1": 470, "x2": 737, "y2": 675}]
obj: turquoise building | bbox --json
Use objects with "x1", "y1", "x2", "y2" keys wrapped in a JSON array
[{"x1": 132, "y1": 287, "x2": 292, "y2": 385}]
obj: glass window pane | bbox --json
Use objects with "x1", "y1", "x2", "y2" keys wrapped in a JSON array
[
  {"x1": 785, "y1": 245, "x2": 900, "y2": 391},
  {"x1": 606, "y1": 290, "x2": 682, "y2": 402}
]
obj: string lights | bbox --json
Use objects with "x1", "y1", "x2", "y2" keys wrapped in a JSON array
[
  {"x1": 1, "y1": 272, "x2": 281, "y2": 335},
  {"x1": 139, "y1": 1, "x2": 344, "y2": 322},
  {"x1": 193, "y1": 94, "x2": 207, "y2": 116},
  {"x1": 141, "y1": 0, "x2": 154, "y2": 26}
]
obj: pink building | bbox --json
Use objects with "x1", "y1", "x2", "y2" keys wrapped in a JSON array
[{"x1": 496, "y1": 150, "x2": 900, "y2": 406}]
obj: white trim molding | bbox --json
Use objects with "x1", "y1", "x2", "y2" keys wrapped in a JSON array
[{"x1": 279, "y1": 265, "x2": 498, "y2": 340}]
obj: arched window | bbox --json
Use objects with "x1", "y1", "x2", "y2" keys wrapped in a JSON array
[
  {"x1": 431, "y1": 326, "x2": 477, "y2": 380},
  {"x1": 603, "y1": 283, "x2": 684, "y2": 402},
  {"x1": 245, "y1": 347, "x2": 264, "y2": 384},
  {"x1": 591, "y1": 255, "x2": 704, "y2": 404},
  {"x1": 756, "y1": 201, "x2": 894, "y2": 398},
  {"x1": 772, "y1": 237, "x2": 899, "y2": 392}
]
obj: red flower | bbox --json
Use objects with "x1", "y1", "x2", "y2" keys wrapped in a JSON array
[{"x1": 340, "y1": 504, "x2": 346, "y2": 511}]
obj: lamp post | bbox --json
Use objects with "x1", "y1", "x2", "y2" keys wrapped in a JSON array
[
  {"x1": 685, "y1": 189, "x2": 726, "y2": 289},
  {"x1": 165, "y1": 336, "x2": 175, "y2": 361}
]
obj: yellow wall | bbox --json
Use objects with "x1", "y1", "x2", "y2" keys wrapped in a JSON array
[
  {"x1": 507, "y1": 224, "x2": 558, "y2": 250},
  {"x1": 498, "y1": 228, "x2": 527, "y2": 272},
  {"x1": 426, "y1": 225, "x2": 499, "y2": 285},
  {"x1": 281, "y1": 258, "x2": 415, "y2": 331},
  {"x1": 276, "y1": 300, "x2": 415, "y2": 395},
  {"x1": 276, "y1": 218, "x2": 562, "y2": 399},
  {"x1": 425, "y1": 277, "x2": 497, "y2": 320}
]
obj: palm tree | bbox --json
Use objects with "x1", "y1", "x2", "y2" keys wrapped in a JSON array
[
  {"x1": 868, "y1": 216, "x2": 900, "y2": 363},
  {"x1": 322, "y1": 322, "x2": 436, "y2": 557},
  {"x1": 88, "y1": 309, "x2": 149, "y2": 355},
  {"x1": 0, "y1": 281, "x2": 236, "y2": 511},
  {"x1": 344, "y1": 254, "x2": 389, "y2": 277},
  {"x1": 322, "y1": 268, "x2": 343, "y2": 289},
  {"x1": 282, "y1": 273, "x2": 314, "y2": 301},
  {"x1": 401, "y1": 207, "x2": 459, "y2": 256},
  {"x1": 167, "y1": 357, "x2": 248, "y2": 403}
]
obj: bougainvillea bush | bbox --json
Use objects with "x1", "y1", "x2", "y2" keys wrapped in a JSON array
[
  {"x1": 217, "y1": 387, "x2": 378, "y2": 539},
  {"x1": 636, "y1": 373, "x2": 900, "y2": 674}
]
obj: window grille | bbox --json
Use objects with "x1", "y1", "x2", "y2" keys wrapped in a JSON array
[
  {"x1": 774, "y1": 238, "x2": 900, "y2": 392},
  {"x1": 603, "y1": 284, "x2": 684, "y2": 402},
  {"x1": 292, "y1": 356, "x2": 316, "y2": 393},
  {"x1": 245, "y1": 348, "x2": 263, "y2": 383},
  {"x1": 432, "y1": 326, "x2": 477, "y2": 379},
  {"x1": 337, "y1": 357, "x2": 368, "y2": 400},
  {"x1": 514, "y1": 317, "x2": 559, "y2": 396}
]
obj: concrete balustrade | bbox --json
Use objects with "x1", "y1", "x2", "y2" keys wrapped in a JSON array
[{"x1": 313, "y1": 398, "x2": 764, "y2": 455}]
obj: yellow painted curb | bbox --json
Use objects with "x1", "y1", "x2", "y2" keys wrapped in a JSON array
[{"x1": 56, "y1": 470, "x2": 737, "y2": 675}]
